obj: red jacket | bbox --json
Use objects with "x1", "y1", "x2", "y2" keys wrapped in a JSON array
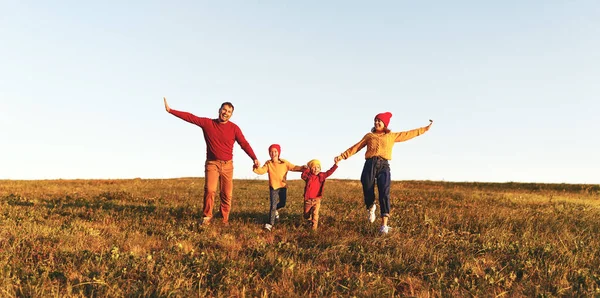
[
  {"x1": 301, "y1": 165, "x2": 338, "y2": 200},
  {"x1": 170, "y1": 109, "x2": 257, "y2": 161}
]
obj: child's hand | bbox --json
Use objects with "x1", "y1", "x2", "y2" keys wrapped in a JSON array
[{"x1": 334, "y1": 156, "x2": 343, "y2": 163}]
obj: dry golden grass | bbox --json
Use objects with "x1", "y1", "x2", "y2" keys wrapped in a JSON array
[{"x1": 0, "y1": 178, "x2": 599, "y2": 296}]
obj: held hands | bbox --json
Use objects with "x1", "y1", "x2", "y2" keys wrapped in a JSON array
[
  {"x1": 163, "y1": 97, "x2": 171, "y2": 113},
  {"x1": 253, "y1": 159, "x2": 260, "y2": 169},
  {"x1": 334, "y1": 155, "x2": 343, "y2": 164}
]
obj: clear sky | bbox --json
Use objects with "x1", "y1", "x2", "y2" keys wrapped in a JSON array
[{"x1": 1, "y1": 1, "x2": 599, "y2": 184}]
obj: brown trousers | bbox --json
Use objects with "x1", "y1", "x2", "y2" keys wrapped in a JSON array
[
  {"x1": 204, "y1": 160, "x2": 234, "y2": 223},
  {"x1": 303, "y1": 198, "x2": 321, "y2": 230}
]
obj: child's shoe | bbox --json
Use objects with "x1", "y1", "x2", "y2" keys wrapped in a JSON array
[{"x1": 264, "y1": 223, "x2": 273, "y2": 231}]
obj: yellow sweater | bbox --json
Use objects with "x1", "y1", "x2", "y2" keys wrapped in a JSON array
[
  {"x1": 340, "y1": 126, "x2": 430, "y2": 160},
  {"x1": 253, "y1": 159, "x2": 304, "y2": 189}
]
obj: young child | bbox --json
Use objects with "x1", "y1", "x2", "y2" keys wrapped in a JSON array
[
  {"x1": 253, "y1": 144, "x2": 305, "y2": 231},
  {"x1": 300, "y1": 159, "x2": 339, "y2": 230}
]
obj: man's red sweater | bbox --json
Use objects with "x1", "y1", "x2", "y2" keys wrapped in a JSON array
[{"x1": 169, "y1": 109, "x2": 257, "y2": 161}]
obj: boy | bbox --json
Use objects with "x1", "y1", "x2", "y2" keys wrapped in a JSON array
[{"x1": 301, "y1": 159, "x2": 338, "y2": 230}]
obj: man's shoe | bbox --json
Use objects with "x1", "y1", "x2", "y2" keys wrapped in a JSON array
[
  {"x1": 264, "y1": 223, "x2": 273, "y2": 231},
  {"x1": 275, "y1": 210, "x2": 280, "y2": 220}
]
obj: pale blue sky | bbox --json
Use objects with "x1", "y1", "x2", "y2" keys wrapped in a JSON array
[{"x1": 1, "y1": 1, "x2": 599, "y2": 184}]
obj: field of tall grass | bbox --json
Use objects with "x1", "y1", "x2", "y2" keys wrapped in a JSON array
[{"x1": 1, "y1": 178, "x2": 599, "y2": 297}]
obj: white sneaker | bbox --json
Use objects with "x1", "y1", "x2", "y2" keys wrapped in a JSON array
[
  {"x1": 379, "y1": 225, "x2": 390, "y2": 234},
  {"x1": 275, "y1": 210, "x2": 280, "y2": 220},
  {"x1": 368, "y1": 204, "x2": 377, "y2": 223},
  {"x1": 264, "y1": 223, "x2": 273, "y2": 231}
]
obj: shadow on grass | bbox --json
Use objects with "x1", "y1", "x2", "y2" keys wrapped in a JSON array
[
  {"x1": 2, "y1": 194, "x2": 203, "y2": 221},
  {"x1": 230, "y1": 210, "x2": 272, "y2": 225}
]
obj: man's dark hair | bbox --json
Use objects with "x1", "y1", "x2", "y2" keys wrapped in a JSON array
[{"x1": 221, "y1": 102, "x2": 234, "y2": 111}]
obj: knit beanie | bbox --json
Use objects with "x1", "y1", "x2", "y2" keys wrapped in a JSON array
[
  {"x1": 268, "y1": 144, "x2": 281, "y2": 155},
  {"x1": 307, "y1": 159, "x2": 321, "y2": 169},
  {"x1": 375, "y1": 112, "x2": 393, "y2": 128}
]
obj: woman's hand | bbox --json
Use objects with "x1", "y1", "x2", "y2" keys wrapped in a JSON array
[{"x1": 426, "y1": 119, "x2": 433, "y2": 130}]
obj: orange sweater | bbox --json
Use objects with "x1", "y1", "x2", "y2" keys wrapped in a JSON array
[
  {"x1": 253, "y1": 159, "x2": 304, "y2": 189},
  {"x1": 340, "y1": 126, "x2": 430, "y2": 160}
]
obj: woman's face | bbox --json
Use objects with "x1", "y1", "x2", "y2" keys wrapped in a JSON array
[{"x1": 374, "y1": 118, "x2": 385, "y2": 132}]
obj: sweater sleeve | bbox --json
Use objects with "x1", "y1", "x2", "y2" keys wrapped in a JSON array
[
  {"x1": 321, "y1": 164, "x2": 338, "y2": 180},
  {"x1": 339, "y1": 134, "x2": 369, "y2": 160},
  {"x1": 169, "y1": 109, "x2": 209, "y2": 127},
  {"x1": 393, "y1": 126, "x2": 430, "y2": 143},
  {"x1": 253, "y1": 161, "x2": 269, "y2": 175},
  {"x1": 284, "y1": 160, "x2": 304, "y2": 172},
  {"x1": 234, "y1": 126, "x2": 258, "y2": 160},
  {"x1": 301, "y1": 168, "x2": 311, "y2": 181}
]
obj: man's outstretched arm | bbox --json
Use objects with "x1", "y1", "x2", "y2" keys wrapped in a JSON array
[{"x1": 163, "y1": 97, "x2": 208, "y2": 127}]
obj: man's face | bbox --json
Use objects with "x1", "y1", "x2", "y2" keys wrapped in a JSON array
[
  {"x1": 218, "y1": 105, "x2": 233, "y2": 122},
  {"x1": 310, "y1": 164, "x2": 321, "y2": 175},
  {"x1": 269, "y1": 148, "x2": 279, "y2": 161}
]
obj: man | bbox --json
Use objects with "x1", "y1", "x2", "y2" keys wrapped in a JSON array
[{"x1": 164, "y1": 97, "x2": 260, "y2": 225}]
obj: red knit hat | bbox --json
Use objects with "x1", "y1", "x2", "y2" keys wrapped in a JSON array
[
  {"x1": 268, "y1": 144, "x2": 281, "y2": 155},
  {"x1": 375, "y1": 112, "x2": 392, "y2": 127}
]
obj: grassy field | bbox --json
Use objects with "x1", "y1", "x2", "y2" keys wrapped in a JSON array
[{"x1": 1, "y1": 178, "x2": 599, "y2": 297}]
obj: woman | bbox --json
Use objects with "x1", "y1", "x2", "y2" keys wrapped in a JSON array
[{"x1": 334, "y1": 112, "x2": 433, "y2": 233}]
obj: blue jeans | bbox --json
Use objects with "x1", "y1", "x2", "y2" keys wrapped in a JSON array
[
  {"x1": 268, "y1": 187, "x2": 287, "y2": 225},
  {"x1": 360, "y1": 157, "x2": 391, "y2": 217}
]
